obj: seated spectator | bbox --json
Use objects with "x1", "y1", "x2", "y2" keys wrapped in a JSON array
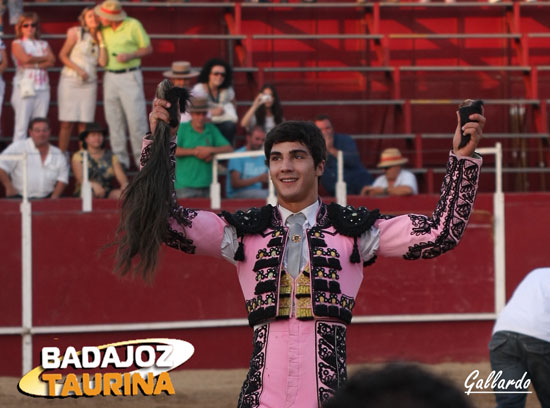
[
  {"x1": 0, "y1": 118, "x2": 68, "y2": 198},
  {"x1": 314, "y1": 114, "x2": 373, "y2": 196},
  {"x1": 226, "y1": 126, "x2": 268, "y2": 199},
  {"x1": 192, "y1": 58, "x2": 237, "y2": 145},
  {"x1": 361, "y1": 147, "x2": 418, "y2": 196},
  {"x1": 175, "y1": 96, "x2": 233, "y2": 199},
  {"x1": 72, "y1": 122, "x2": 128, "y2": 199},
  {"x1": 324, "y1": 363, "x2": 472, "y2": 408},
  {"x1": 163, "y1": 60, "x2": 199, "y2": 124},
  {"x1": 240, "y1": 84, "x2": 284, "y2": 133}
]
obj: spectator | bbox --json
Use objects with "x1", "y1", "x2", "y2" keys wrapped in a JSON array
[
  {"x1": 95, "y1": 0, "x2": 152, "y2": 169},
  {"x1": 314, "y1": 114, "x2": 374, "y2": 196},
  {"x1": 72, "y1": 122, "x2": 128, "y2": 200},
  {"x1": 489, "y1": 267, "x2": 550, "y2": 408},
  {"x1": 0, "y1": 38, "x2": 8, "y2": 137},
  {"x1": 192, "y1": 58, "x2": 237, "y2": 145},
  {"x1": 162, "y1": 60, "x2": 199, "y2": 124},
  {"x1": 240, "y1": 84, "x2": 284, "y2": 133},
  {"x1": 175, "y1": 96, "x2": 233, "y2": 198},
  {"x1": 57, "y1": 7, "x2": 107, "y2": 153},
  {"x1": 362, "y1": 147, "x2": 418, "y2": 196},
  {"x1": 0, "y1": 118, "x2": 68, "y2": 199},
  {"x1": 226, "y1": 126, "x2": 268, "y2": 199},
  {"x1": 324, "y1": 363, "x2": 472, "y2": 408},
  {"x1": 10, "y1": 12, "x2": 55, "y2": 142}
]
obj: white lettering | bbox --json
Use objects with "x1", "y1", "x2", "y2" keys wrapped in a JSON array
[
  {"x1": 135, "y1": 346, "x2": 155, "y2": 368},
  {"x1": 156, "y1": 345, "x2": 173, "y2": 368},
  {"x1": 41, "y1": 347, "x2": 60, "y2": 369},
  {"x1": 81, "y1": 346, "x2": 100, "y2": 369},
  {"x1": 100, "y1": 346, "x2": 121, "y2": 368},
  {"x1": 60, "y1": 347, "x2": 81, "y2": 369}
]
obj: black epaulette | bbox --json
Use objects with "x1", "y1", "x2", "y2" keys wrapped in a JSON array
[
  {"x1": 221, "y1": 205, "x2": 274, "y2": 261},
  {"x1": 326, "y1": 202, "x2": 380, "y2": 264}
]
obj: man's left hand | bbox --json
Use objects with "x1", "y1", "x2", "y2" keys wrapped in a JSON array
[
  {"x1": 452, "y1": 107, "x2": 485, "y2": 157},
  {"x1": 116, "y1": 53, "x2": 134, "y2": 63}
]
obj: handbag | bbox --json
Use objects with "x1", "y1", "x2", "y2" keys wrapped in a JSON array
[{"x1": 19, "y1": 76, "x2": 35, "y2": 98}]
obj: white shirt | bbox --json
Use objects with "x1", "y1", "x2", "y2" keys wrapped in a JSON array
[
  {"x1": 372, "y1": 168, "x2": 418, "y2": 195},
  {"x1": 493, "y1": 268, "x2": 550, "y2": 342},
  {"x1": 221, "y1": 200, "x2": 380, "y2": 267},
  {"x1": 0, "y1": 138, "x2": 69, "y2": 198}
]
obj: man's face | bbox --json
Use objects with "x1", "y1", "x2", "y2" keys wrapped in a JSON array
[
  {"x1": 190, "y1": 111, "x2": 207, "y2": 130},
  {"x1": 248, "y1": 129, "x2": 266, "y2": 151},
  {"x1": 384, "y1": 165, "x2": 401, "y2": 181},
  {"x1": 29, "y1": 122, "x2": 50, "y2": 148},
  {"x1": 314, "y1": 119, "x2": 334, "y2": 146},
  {"x1": 268, "y1": 141, "x2": 324, "y2": 210},
  {"x1": 98, "y1": 15, "x2": 110, "y2": 27}
]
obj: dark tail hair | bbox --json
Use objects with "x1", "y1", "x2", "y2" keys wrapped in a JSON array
[{"x1": 113, "y1": 80, "x2": 189, "y2": 281}]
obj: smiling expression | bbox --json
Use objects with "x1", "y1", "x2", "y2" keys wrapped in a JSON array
[{"x1": 268, "y1": 141, "x2": 325, "y2": 212}]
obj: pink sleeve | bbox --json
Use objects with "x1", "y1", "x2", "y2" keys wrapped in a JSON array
[
  {"x1": 139, "y1": 135, "x2": 227, "y2": 260},
  {"x1": 374, "y1": 151, "x2": 482, "y2": 259}
]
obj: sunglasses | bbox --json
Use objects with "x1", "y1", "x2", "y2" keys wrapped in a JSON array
[
  {"x1": 211, "y1": 71, "x2": 226, "y2": 77},
  {"x1": 22, "y1": 23, "x2": 38, "y2": 28}
]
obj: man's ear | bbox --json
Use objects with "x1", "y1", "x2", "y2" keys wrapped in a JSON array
[{"x1": 315, "y1": 160, "x2": 325, "y2": 177}]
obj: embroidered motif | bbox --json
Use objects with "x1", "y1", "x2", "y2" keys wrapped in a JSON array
[
  {"x1": 139, "y1": 143, "x2": 153, "y2": 168},
  {"x1": 404, "y1": 157, "x2": 479, "y2": 260},
  {"x1": 238, "y1": 325, "x2": 268, "y2": 408},
  {"x1": 316, "y1": 322, "x2": 347, "y2": 405}
]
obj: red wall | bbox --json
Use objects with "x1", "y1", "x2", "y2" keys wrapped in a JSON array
[{"x1": 1, "y1": 193, "x2": 548, "y2": 376}]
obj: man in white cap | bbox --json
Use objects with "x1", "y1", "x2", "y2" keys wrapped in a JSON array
[
  {"x1": 361, "y1": 147, "x2": 418, "y2": 196},
  {"x1": 95, "y1": 0, "x2": 152, "y2": 169}
]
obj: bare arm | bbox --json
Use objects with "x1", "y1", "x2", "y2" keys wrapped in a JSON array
[
  {"x1": 96, "y1": 31, "x2": 107, "y2": 68},
  {"x1": 230, "y1": 169, "x2": 267, "y2": 189},
  {"x1": 240, "y1": 93, "x2": 263, "y2": 129},
  {"x1": 11, "y1": 41, "x2": 47, "y2": 65},
  {"x1": 0, "y1": 168, "x2": 18, "y2": 197},
  {"x1": 50, "y1": 181, "x2": 66, "y2": 199},
  {"x1": 71, "y1": 156, "x2": 83, "y2": 185},
  {"x1": 59, "y1": 28, "x2": 87, "y2": 79},
  {"x1": 116, "y1": 44, "x2": 153, "y2": 63},
  {"x1": 0, "y1": 49, "x2": 8, "y2": 74},
  {"x1": 113, "y1": 159, "x2": 128, "y2": 189}
]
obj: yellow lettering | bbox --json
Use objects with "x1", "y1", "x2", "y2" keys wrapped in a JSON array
[
  {"x1": 153, "y1": 372, "x2": 175, "y2": 395},
  {"x1": 42, "y1": 373, "x2": 62, "y2": 396},
  {"x1": 124, "y1": 372, "x2": 131, "y2": 395},
  {"x1": 103, "y1": 373, "x2": 122, "y2": 396},
  {"x1": 81, "y1": 373, "x2": 102, "y2": 396},
  {"x1": 132, "y1": 373, "x2": 155, "y2": 395},
  {"x1": 60, "y1": 373, "x2": 83, "y2": 397}
]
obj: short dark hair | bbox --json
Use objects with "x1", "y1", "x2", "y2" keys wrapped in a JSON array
[
  {"x1": 28, "y1": 117, "x2": 50, "y2": 131},
  {"x1": 314, "y1": 114, "x2": 332, "y2": 123},
  {"x1": 197, "y1": 58, "x2": 232, "y2": 89},
  {"x1": 264, "y1": 121, "x2": 327, "y2": 168},
  {"x1": 323, "y1": 363, "x2": 473, "y2": 408}
]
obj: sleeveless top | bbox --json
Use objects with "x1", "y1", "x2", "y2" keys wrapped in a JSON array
[
  {"x1": 61, "y1": 27, "x2": 99, "y2": 81},
  {"x1": 12, "y1": 38, "x2": 50, "y2": 90}
]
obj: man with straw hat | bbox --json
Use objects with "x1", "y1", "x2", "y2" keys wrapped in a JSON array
[
  {"x1": 361, "y1": 147, "x2": 418, "y2": 196},
  {"x1": 95, "y1": 0, "x2": 152, "y2": 169},
  {"x1": 163, "y1": 61, "x2": 199, "y2": 123}
]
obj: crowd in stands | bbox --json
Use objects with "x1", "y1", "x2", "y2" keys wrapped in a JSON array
[{"x1": 0, "y1": 0, "x2": 419, "y2": 201}]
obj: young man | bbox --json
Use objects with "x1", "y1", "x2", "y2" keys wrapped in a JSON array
[
  {"x1": 137, "y1": 99, "x2": 484, "y2": 407},
  {"x1": 0, "y1": 118, "x2": 68, "y2": 199}
]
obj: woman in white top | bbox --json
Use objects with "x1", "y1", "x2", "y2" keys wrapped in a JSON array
[
  {"x1": 57, "y1": 7, "x2": 107, "y2": 152},
  {"x1": 10, "y1": 12, "x2": 55, "y2": 142},
  {"x1": 240, "y1": 83, "x2": 284, "y2": 134},
  {"x1": 192, "y1": 58, "x2": 237, "y2": 145}
]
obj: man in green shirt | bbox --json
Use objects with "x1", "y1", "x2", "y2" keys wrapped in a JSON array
[
  {"x1": 95, "y1": 0, "x2": 152, "y2": 169},
  {"x1": 175, "y1": 96, "x2": 233, "y2": 198}
]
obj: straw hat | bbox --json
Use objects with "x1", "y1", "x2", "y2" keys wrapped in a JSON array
[
  {"x1": 377, "y1": 148, "x2": 408, "y2": 168},
  {"x1": 94, "y1": 0, "x2": 127, "y2": 22},
  {"x1": 163, "y1": 61, "x2": 199, "y2": 79},
  {"x1": 188, "y1": 96, "x2": 209, "y2": 113}
]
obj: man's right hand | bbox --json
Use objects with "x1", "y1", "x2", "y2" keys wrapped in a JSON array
[
  {"x1": 149, "y1": 98, "x2": 171, "y2": 134},
  {"x1": 5, "y1": 185, "x2": 18, "y2": 197}
]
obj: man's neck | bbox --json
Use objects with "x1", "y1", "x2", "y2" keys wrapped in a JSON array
[
  {"x1": 191, "y1": 123, "x2": 204, "y2": 133},
  {"x1": 110, "y1": 21, "x2": 123, "y2": 30}
]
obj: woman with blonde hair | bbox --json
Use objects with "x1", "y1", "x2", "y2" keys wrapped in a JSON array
[
  {"x1": 10, "y1": 11, "x2": 55, "y2": 142},
  {"x1": 57, "y1": 7, "x2": 107, "y2": 152}
]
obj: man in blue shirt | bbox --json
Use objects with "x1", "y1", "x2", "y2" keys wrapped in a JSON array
[
  {"x1": 314, "y1": 114, "x2": 373, "y2": 196},
  {"x1": 226, "y1": 126, "x2": 268, "y2": 199}
]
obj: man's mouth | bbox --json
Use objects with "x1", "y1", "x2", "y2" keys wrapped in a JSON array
[{"x1": 280, "y1": 178, "x2": 298, "y2": 184}]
